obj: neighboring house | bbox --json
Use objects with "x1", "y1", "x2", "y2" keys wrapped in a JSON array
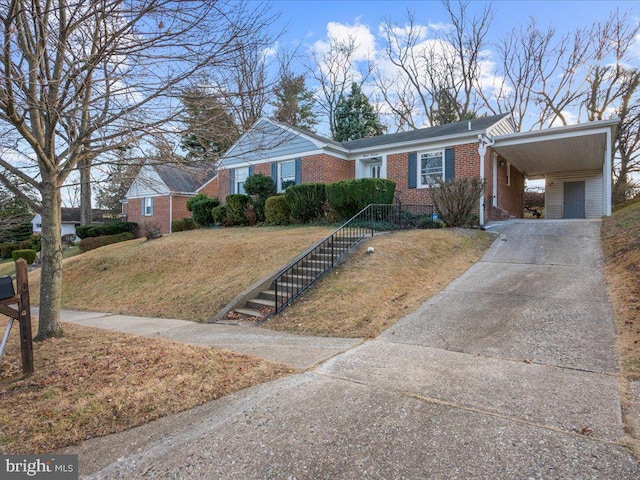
[
  {"x1": 32, "y1": 208, "x2": 111, "y2": 237},
  {"x1": 122, "y1": 162, "x2": 216, "y2": 234},
  {"x1": 124, "y1": 114, "x2": 617, "y2": 231}
]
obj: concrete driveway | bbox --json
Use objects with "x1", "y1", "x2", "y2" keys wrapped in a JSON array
[{"x1": 67, "y1": 220, "x2": 639, "y2": 479}]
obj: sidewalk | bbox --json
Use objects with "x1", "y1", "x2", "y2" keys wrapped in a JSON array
[{"x1": 32, "y1": 308, "x2": 361, "y2": 370}]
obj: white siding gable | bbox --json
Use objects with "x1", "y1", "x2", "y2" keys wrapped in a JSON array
[{"x1": 125, "y1": 165, "x2": 170, "y2": 199}]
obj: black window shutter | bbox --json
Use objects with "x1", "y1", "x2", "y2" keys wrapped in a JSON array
[
  {"x1": 228, "y1": 169, "x2": 235, "y2": 195},
  {"x1": 248, "y1": 165, "x2": 254, "y2": 176},
  {"x1": 445, "y1": 148, "x2": 455, "y2": 181},
  {"x1": 408, "y1": 153, "x2": 417, "y2": 189},
  {"x1": 271, "y1": 162, "x2": 277, "y2": 180},
  {"x1": 294, "y1": 158, "x2": 302, "y2": 184}
]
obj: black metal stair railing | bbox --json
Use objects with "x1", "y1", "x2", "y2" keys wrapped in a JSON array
[{"x1": 273, "y1": 203, "x2": 434, "y2": 313}]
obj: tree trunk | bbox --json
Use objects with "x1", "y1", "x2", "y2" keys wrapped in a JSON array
[
  {"x1": 79, "y1": 158, "x2": 93, "y2": 225},
  {"x1": 35, "y1": 180, "x2": 64, "y2": 340}
]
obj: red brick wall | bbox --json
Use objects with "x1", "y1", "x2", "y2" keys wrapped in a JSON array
[
  {"x1": 126, "y1": 195, "x2": 193, "y2": 236},
  {"x1": 387, "y1": 142, "x2": 483, "y2": 205},
  {"x1": 254, "y1": 163, "x2": 272, "y2": 176},
  {"x1": 198, "y1": 175, "x2": 219, "y2": 199},
  {"x1": 218, "y1": 169, "x2": 231, "y2": 201},
  {"x1": 302, "y1": 154, "x2": 353, "y2": 183},
  {"x1": 495, "y1": 155, "x2": 524, "y2": 218},
  {"x1": 216, "y1": 156, "x2": 353, "y2": 203}
]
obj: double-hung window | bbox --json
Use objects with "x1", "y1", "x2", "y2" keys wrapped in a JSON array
[
  {"x1": 419, "y1": 150, "x2": 444, "y2": 187},
  {"x1": 143, "y1": 197, "x2": 154, "y2": 216},
  {"x1": 279, "y1": 160, "x2": 296, "y2": 192},
  {"x1": 235, "y1": 167, "x2": 249, "y2": 195}
]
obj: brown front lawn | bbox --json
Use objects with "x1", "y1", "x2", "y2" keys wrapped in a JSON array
[
  {"x1": 264, "y1": 228, "x2": 495, "y2": 338},
  {"x1": 29, "y1": 226, "x2": 333, "y2": 322},
  {"x1": 0, "y1": 317, "x2": 290, "y2": 454}
]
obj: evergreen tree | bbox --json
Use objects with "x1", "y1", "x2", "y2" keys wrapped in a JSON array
[
  {"x1": 334, "y1": 83, "x2": 385, "y2": 142},
  {"x1": 272, "y1": 72, "x2": 318, "y2": 130},
  {"x1": 431, "y1": 89, "x2": 477, "y2": 126},
  {"x1": 180, "y1": 87, "x2": 239, "y2": 162}
]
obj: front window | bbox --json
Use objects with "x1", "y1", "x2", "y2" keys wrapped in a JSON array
[
  {"x1": 419, "y1": 150, "x2": 444, "y2": 186},
  {"x1": 236, "y1": 167, "x2": 249, "y2": 195},
  {"x1": 143, "y1": 197, "x2": 154, "y2": 216},
  {"x1": 279, "y1": 160, "x2": 296, "y2": 192}
]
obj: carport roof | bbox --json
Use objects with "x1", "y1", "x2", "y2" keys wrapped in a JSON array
[{"x1": 491, "y1": 118, "x2": 618, "y2": 179}]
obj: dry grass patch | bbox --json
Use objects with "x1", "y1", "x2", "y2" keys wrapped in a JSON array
[
  {"x1": 264, "y1": 229, "x2": 495, "y2": 338},
  {"x1": 0, "y1": 316, "x2": 290, "y2": 454},
  {"x1": 602, "y1": 202, "x2": 640, "y2": 379},
  {"x1": 29, "y1": 226, "x2": 332, "y2": 322}
]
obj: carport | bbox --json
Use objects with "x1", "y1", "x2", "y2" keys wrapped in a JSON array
[{"x1": 491, "y1": 118, "x2": 618, "y2": 219}]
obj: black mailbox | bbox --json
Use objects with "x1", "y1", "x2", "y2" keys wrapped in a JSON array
[{"x1": 0, "y1": 276, "x2": 15, "y2": 300}]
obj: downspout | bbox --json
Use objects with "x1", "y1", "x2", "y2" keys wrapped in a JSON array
[
  {"x1": 477, "y1": 134, "x2": 495, "y2": 226},
  {"x1": 492, "y1": 152, "x2": 498, "y2": 207},
  {"x1": 169, "y1": 194, "x2": 173, "y2": 233}
]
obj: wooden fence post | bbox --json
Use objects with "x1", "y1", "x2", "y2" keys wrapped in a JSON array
[{"x1": 15, "y1": 259, "x2": 33, "y2": 374}]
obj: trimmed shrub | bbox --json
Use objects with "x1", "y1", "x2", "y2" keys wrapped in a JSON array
[
  {"x1": 225, "y1": 194, "x2": 251, "y2": 226},
  {"x1": 11, "y1": 249, "x2": 36, "y2": 264},
  {"x1": 172, "y1": 219, "x2": 186, "y2": 232},
  {"x1": 0, "y1": 243, "x2": 19, "y2": 259},
  {"x1": 77, "y1": 222, "x2": 138, "y2": 238},
  {"x1": 430, "y1": 177, "x2": 485, "y2": 227},
  {"x1": 212, "y1": 205, "x2": 228, "y2": 226},
  {"x1": 75, "y1": 225, "x2": 94, "y2": 239},
  {"x1": 182, "y1": 217, "x2": 198, "y2": 230},
  {"x1": 284, "y1": 183, "x2": 327, "y2": 223},
  {"x1": 79, "y1": 232, "x2": 135, "y2": 252},
  {"x1": 244, "y1": 174, "x2": 276, "y2": 222},
  {"x1": 326, "y1": 178, "x2": 396, "y2": 220},
  {"x1": 186, "y1": 193, "x2": 220, "y2": 227},
  {"x1": 265, "y1": 196, "x2": 291, "y2": 225}
]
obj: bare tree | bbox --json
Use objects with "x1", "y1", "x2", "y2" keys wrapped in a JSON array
[
  {"x1": 0, "y1": 0, "x2": 277, "y2": 339},
  {"x1": 308, "y1": 35, "x2": 372, "y2": 138},
  {"x1": 478, "y1": 19, "x2": 554, "y2": 130},
  {"x1": 377, "y1": 1, "x2": 493, "y2": 130}
]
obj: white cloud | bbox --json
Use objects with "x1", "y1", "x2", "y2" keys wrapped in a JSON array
[{"x1": 312, "y1": 21, "x2": 377, "y2": 62}]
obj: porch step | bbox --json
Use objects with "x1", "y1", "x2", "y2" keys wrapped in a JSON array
[
  {"x1": 232, "y1": 307, "x2": 264, "y2": 318},
  {"x1": 282, "y1": 273, "x2": 315, "y2": 281},
  {"x1": 246, "y1": 297, "x2": 276, "y2": 309}
]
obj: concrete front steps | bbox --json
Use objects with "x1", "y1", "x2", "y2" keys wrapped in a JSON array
[{"x1": 220, "y1": 237, "x2": 359, "y2": 323}]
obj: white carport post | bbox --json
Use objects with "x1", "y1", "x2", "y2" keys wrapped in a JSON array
[{"x1": 604, "y1": 128, "x2": 612, "y2": 216}]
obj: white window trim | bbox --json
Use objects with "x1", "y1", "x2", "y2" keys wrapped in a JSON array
[
  {"x1": 235, "y1": 166, "x2": 249, "y2": 195},
  {"x1": 142, "y1": 197, "x2": 154, "y2": 216},
  {"x1": 418, "y1": 149, "x2": 445, "y2": 188},
  {"x1": 506, "y1": 162, "x2": 511, "y2": 187},
  {"x1": 278, "y1": 160, "x2": 296, "y2": 193}
]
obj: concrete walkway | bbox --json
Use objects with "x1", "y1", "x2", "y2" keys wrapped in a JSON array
[
  {"x1": 63, "y1": 220, "x2": 639, "y2": 479},
  {"x1": 36, "y1": 308, "x2": 361, "y2": 370}
]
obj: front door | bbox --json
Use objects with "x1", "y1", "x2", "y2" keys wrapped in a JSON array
[{"x1": 563, "y1": 181, "x2": 585, "y2": 219}]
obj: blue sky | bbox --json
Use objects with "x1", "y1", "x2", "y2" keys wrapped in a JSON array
[{"x1": 272, "y1": 0, "x2": 639, "y2": 51}]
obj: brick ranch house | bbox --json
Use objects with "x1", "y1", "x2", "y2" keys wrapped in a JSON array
[{"x1": 124, "y1": 114, "x2": 617, "y2": 233}]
